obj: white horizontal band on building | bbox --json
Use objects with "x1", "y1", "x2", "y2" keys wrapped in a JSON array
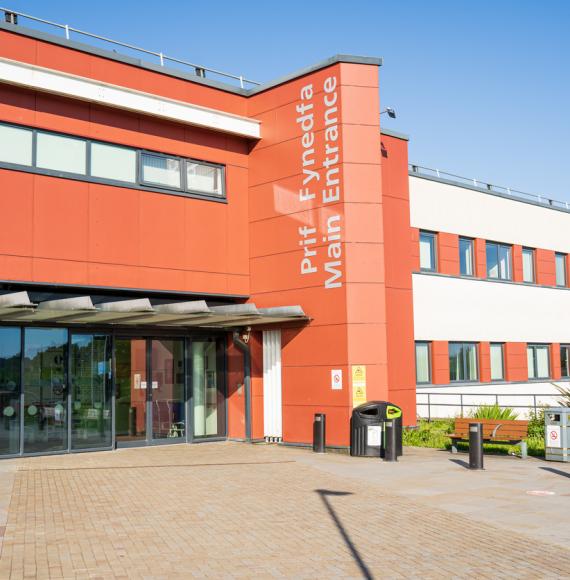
[{"x1": 0, "y1": 57, "x2": 261, "y2": 139}]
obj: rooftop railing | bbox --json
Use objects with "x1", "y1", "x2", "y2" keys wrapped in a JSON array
[
  {"x1": 1, "y1": 7, "x2": 261, "y2": 89},
  {"x1": 409, "y1": 163, "x2": 570, "y2": 211}
]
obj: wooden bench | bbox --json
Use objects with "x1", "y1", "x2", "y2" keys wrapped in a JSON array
[{"x1": 449, "y1": 418, "x2": 529, "y2": 459}]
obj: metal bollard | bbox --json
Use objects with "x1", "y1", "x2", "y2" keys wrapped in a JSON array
[
  {"x1": 383, "y1": 420, "x2": 398, "y2": 462},
  {"x1": 469, "y1": 422, "x2": 484, "y2": 469},
  {"x1": 313, "y1": 413, "x2": 326, "y2": 453}
]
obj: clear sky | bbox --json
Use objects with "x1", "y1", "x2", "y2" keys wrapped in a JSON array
[{"x1": 8, "y1": 0, "x2": 570, "y2": 201}]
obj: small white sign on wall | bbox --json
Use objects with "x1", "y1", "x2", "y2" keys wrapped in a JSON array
[
  {"x1": 547, "y1": 425, "x2": 561, "y2": 448},
  {"x1": 331, "y1": 369, "x2": 343, "y2": 390}
]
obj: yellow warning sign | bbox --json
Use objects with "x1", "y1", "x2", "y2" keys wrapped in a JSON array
[{"x1": 351, "y1": 365, "x2": 367, "y2": 407}]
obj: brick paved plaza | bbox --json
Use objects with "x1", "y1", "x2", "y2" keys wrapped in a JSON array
[{"x1": 0, "y1": 442, "x2": 569, "y2": 579}]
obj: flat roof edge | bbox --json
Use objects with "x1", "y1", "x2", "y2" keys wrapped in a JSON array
[
  {"x1": 381, "y1": 128, "x2": 410, "y2": 141},
  {"x1": 409, "y1": 171, "x2": 570, "y2": 215},
  {"x1": 247, "y1": 54, "x2": 383, "y2": 96},
  {"x1": 0, "y1": 22, "x2": 250, "y2": 96},
  {"x1": 0, "y1": 23, "x2": 382, "y2": 97}
]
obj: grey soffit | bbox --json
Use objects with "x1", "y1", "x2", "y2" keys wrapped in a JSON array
[{"x1": 0, "y1": 292, "x2": 309, "y2": 328}]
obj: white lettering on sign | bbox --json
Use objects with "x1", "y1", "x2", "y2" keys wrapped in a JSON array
[
  {"x1": 296, "y1": 76, "x2": 343, "y2": 289},
  {"x1": 547, "y1": 425, "x2": 561, "y2": 448},
  {"x1": 331, "y1": 369, "x2": 343, "y2": 390}
]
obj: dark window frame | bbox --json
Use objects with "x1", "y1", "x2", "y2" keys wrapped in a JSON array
[
  {"x1": 419, "y1": 230, "x2": 437, "y2": 272},
  {"x1": 0, "y1": 120, "x2": 226, "y2": 202},
  {"x1": 521, "y1": 247, "x2": 536, "y2": 284},
  {"x1": 449, "y1": 341, "x2": 479, "y2": 383},
  {"x1": 489, "y1": 342, "x2": 505, "y2": 381},
  {"x1": 555, "y1": 253, "x2": 567, "y2": 287},
  {"x1": 459, "y1": 236, "x2": 475, "y2": 277},
  {"x1": 486, "y1": 241, "x2": 512, "y2": 281},
  {"x1": 527, "y1": 344, "x2": 550, "y2": 380},
  {"x1": 415, "y1": 341, "x2": 431, "y2": 384},
  {"x1": 561, "y1": 345, "x2": 570, "y2": 379}
]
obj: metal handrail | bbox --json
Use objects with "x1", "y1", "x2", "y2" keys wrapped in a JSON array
[
  {"x1": 417, "y1": 391, "x2": 562, "y2": 420},
  {"x1": 1, "y1": 7, "x2": 260, "y2": 89},
  {"x1": 409, "y1": 163, "x2": 570, "y2": 211}
]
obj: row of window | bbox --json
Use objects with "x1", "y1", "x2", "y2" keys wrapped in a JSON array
[
  {"x1": 419, "y1": 231, "x2": 567, "y2": 286},
  {"x1": 415, "y1": 341, "x2": 564, "y2": 384},
  {"x1": 0, "y1": 122, "x2": 225, "y2": 198}
]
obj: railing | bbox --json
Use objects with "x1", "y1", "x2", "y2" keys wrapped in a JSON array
[
  {"x1": 1, "y1": 7, "x2": 260, "y2": 89},
  {"x1": 416, "y1": 391, "x2": 562, "y2": 420},
  {"x1": 409, "y1": 163, "x2": 570, "y2": 211}
]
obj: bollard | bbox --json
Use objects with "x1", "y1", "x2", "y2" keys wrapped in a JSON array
[
  {"x1": 313, "y1": 413, "x2": 326, "y2": 453},
  {"x1": 469, "y1": 422, "x2": 484, "y2": 469},
  {"x1": 383, "y1": 420, "x2": 398, "y2": 462}
]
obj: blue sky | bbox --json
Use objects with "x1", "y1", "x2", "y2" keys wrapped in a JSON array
[{"x1": 8, "y1": 0, "x2": 570, "y2": 201}]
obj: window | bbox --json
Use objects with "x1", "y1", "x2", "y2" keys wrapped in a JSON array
[
  {"x1": 459, "y1": 237, "x2": 474, "y2": 276},
  {"x1": 0, "y1": 122, "x2": 226, "y2": 200},
  {"x1": 527, "y1": 344, "x2": 550, "y2": 379},
  {"x1": 36, "y1": 132, "x2": 87, "y2": 175},
  {"x1": 90, "y1": 142, "x2": 137, "y2": 183},
  {"x1": 490, "y1": 343, "x2": 504, "y2": 381},
  {"x1": 419, "y1": 231, "x2": 437, "y2": 271},
  {"x1": 415, "y1": 342, "x2": 431, "y2": 384},
  {"x1": 141, "y1": 153, "x2": 181, "y2": 188},
  {"x1": 0, "y1": 124, "x2": 32, "y2": 166},
  {"x1": 486, "y1": 242, "x2": 512, "y2": 280},
  {"x1": 555, "y1": 253, "x2": 567, "y2": 287},
  {"x1": 522, "y1": 248, "x2": 535, "y2": 283},
  {"x1": 187, "y1": 162, "x2": 224, "y2": 196},
  {"x1": 561, "y1": 345, "x2": 570, "y2": 378},
  {"x1": 449, "y1": 342, "x2": 478, "y2": 382}
]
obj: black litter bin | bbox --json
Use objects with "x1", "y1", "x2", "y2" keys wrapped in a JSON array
[{"x1": 350, "y1": 401, "x2": 403, "y2": 458}]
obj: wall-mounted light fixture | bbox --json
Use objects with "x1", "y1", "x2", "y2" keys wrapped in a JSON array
[{"x1": 380, "y1": 107, "x2": 397, "y2": 119}]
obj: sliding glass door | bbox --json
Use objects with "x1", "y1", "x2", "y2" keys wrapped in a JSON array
[
  {"x1": 23, "y1": 328, "x2": 68, "y2": 454},
  {"x1": 0, "y1": 328, "x2": 21, "y2": 456},
  {"x1": 192, "y1": 339, "x2": 225, "y2": 438},
  {"x1": 70, "y1": 334, "x2": 112, "y2": 450}
]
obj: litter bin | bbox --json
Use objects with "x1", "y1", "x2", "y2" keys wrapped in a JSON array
[
  {"x1": 545, "y1": 407, "x2": 570, "y2": 462},
  {"x1": 350, "y1": 401, "x2": 403, "y2": 458}
]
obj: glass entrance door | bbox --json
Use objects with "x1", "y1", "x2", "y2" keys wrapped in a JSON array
[
  {"x1": 115, "y1": 338, "x2": 147, "y2": 445},
  {"x1": 151, "y1": 339, "x2": 185, "y2": 441},
  {"x1": 23, "y1": 328, "x2": 68, "y2": 454},
  {"x1": 115, "y1": 338, "x2": 186, "y2": 445}
]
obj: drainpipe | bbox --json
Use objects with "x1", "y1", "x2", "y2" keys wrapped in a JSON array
[{"x1": 232, "y1": 330, "x2": 251, "y2": 441}]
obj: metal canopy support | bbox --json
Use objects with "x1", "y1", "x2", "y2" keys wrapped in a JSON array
[
  {"x1": 0, "y1": 292, "x2": 308, "y2": 329},
  {"x1": 0, "y1": 291, "x2": 36, "y2": 318}
]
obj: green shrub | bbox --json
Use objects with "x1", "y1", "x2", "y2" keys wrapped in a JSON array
[
  {"x1": 470, "y1": 404, "x2": 518, "y2": 420},
  {"x1": 403, "y1": 418, "x2": 454, "y2": 449},
  {"x1": 527, "y1": 408, "x2": 545, "y2": 439}
]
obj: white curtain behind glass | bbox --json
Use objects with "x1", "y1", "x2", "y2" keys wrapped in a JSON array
[
  {"x1": 522, "y1": 250, "x2": 534, "y2": 283},
  {"x1": 419, "y1": 236, "x2": 433, "y2": 269},
  {"x1": 187, "y1": 163, "x2": 222, "y2": 195},
  {"x1": 142, "y1": 154, "x2": 181, "y2": 187}
]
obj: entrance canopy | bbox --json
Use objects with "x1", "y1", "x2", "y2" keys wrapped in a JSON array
[{"x1": 0, "y1": 291, "x2": 308, "y2": 328}]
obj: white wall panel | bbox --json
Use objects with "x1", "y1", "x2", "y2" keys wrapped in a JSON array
[
  {"x1": 263, "y1": 330, "x2": 282, "y2": 439},
  {"x1": 413, "y1": 273, "x2": 570, "y2": 342},
  {"x1": 410, "y1": 176, "x2": 570, "y2": 253}
]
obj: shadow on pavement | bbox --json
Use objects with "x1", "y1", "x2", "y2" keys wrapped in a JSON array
[
  {"x1": 449, "y1": 458, "x2": 470, "y2": 469},
  {"x1": 315, "y1": 489, "x2": 374, "y2": 580},
  {"x1": 540, "y1": 466, "x2": 570, "y2": 479}
]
